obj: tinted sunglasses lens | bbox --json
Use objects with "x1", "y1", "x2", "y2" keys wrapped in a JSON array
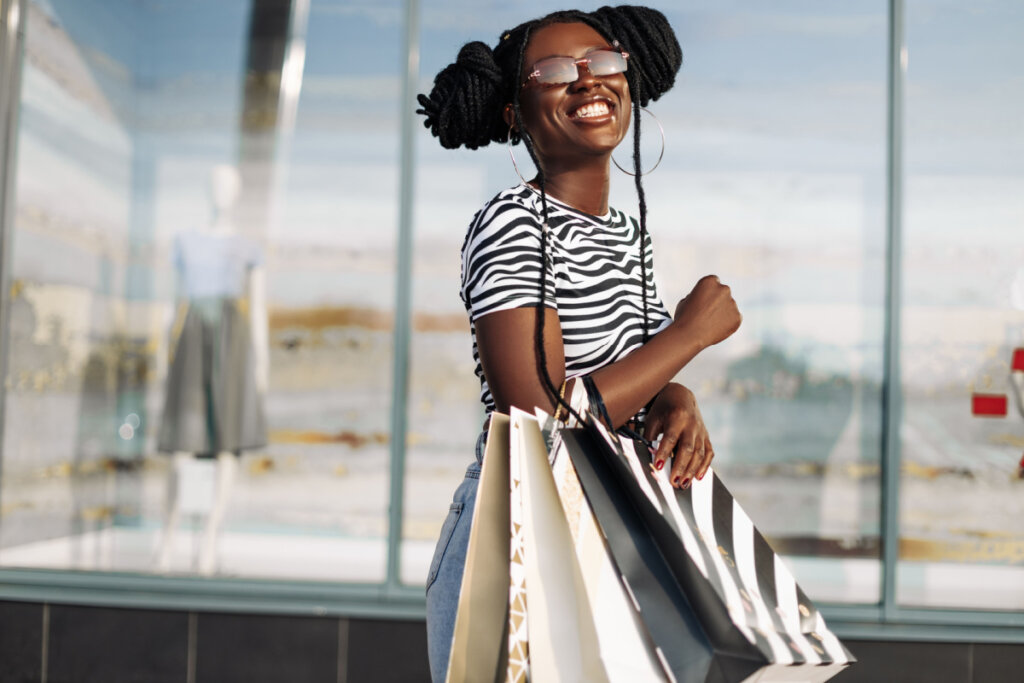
[
  {"x1": 534, "y1": 57, "x2": 579, "y2": 85},
  {"x1": 587, "y1": 50, "x2": 628, "y2": 76}
]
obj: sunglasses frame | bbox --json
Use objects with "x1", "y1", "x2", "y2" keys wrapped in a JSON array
[{"x1": 521, "y1": 46, "x2": 630, "y2": 88}]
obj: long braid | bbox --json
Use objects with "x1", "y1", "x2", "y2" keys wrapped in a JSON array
[
  {"x1": 593, "y1": 5, "x2": 683, "y2": 350},
  {"x1": 631, "y1": 98, "x2": 651, "y2": 343},
  {"x1": 511, "y1": 25, "x2": 564, "y2": 410}
]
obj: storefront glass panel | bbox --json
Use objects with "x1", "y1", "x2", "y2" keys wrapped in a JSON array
[
  {"x1": 898, "y1": 0, "x2": 1024, "y2": 610},
  {"x1": 402, "y1": 1, "x2": 888, "y2": 605},
  {"x1": 0, "y1": 0, "x2": 401, "y2": 583}
]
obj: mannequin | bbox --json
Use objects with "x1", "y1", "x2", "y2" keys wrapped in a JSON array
[{"x1": 155, "y1": 164, "x2": 269, "y2": 574}]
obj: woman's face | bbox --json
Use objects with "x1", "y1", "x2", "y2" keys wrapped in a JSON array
[{"x1": 509, "y1": 22, "x2": 632, "y2": 167}]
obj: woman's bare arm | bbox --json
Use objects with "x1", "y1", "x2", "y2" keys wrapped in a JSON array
[{"x1": 475, "y1": 275, "x2": 741, "y2": 427}]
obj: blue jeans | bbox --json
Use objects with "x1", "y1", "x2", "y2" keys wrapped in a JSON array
[{"x1": 424, "y1": 432, "x2": 486, "y2": 683}]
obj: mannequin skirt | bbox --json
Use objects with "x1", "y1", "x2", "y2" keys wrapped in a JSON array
[{"x1": 158, "y1": 297, "x2": 267, "y2": 457}]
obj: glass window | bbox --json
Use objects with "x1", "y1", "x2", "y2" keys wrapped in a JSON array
[
  {"x1": 1, "y1": 0, "x2": 194, "y2": 570},
  {"x1": 260, "y1": 0, "x2": 402, "y2": 582},
  {"x1": 401, "y1": 1, "x2": 889, "y2": 606},
  {"x1": 898, "y1": 0, "x2": 1024, "y2": 610},
  {"x1": 401, "y1": 0, "x2": 553, "y2": 586},
  {"x1": 645, "y1": 1, "x2": 889, "y2": 605},
  {"x1": 4, "y1": 0, "x2": 1021, "y2": 623},
  {"x1": 0, "y1": 0, "x2": 402, "y2": 583}
]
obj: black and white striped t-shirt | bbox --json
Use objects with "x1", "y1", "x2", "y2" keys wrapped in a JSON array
[{"x1": 460, "y1": 184, "x2": 672, "y2": 414}]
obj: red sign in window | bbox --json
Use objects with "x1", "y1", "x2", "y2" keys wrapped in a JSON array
[
  {"x1": 970, "y1": 348, "x2": 1024, "y2": 418},
  {"x1": 972, "y1": 393, "x2": 1008, "y2": 417}
]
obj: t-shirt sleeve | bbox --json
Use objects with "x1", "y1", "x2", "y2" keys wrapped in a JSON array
[{"x1": 460, "y1": 199, "x2": 557, "y2": 322}]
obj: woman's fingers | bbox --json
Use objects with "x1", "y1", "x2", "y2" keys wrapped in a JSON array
[
  {"x1": 696, "y1": 437, "x2": 714, "y2": 480},
  {"x1": 668, "y1": 429, "x2": 717, "y2": 488},
  {"x1": 652, "y1": 424, "x2": 677, "y2": 471},
  {"x1": 643, "y1": 382, "x2": 715, "y2": 487},
  {"x1": 644, "y1": 413, "x2": 664, "y2": 462},
  {"x1": 669, "y1": 428, "x2": 700, "y2": 488}
]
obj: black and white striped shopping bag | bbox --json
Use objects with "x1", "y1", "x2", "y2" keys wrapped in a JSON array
[{"x1": 559, "y1": 415, "x2": 855, "y2": 683}]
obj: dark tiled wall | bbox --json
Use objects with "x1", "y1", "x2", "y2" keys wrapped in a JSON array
[
  {"x1": 0, "y1": 600, "x2": 44, "y2": 682},
  {"x1": 2, "y1": 600, "x2": 1023, "y2": 682},
  {"x1": 46, "y1": 605, "x2": 188, "y2": 683},
  {"x1": 0, "y1": 601, "x2": 431, "y2": 683},
  {"x1": 833, "y1": 639, "x2": 1024, "y2": 683}
]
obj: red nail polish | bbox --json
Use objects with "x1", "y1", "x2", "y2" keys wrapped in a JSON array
[
  {"x1": 682, "y1": 477, "x2": 691, "y2": 489},
  {"x1": 655, "y1": 459, "x2": 665, "y2": 471}
]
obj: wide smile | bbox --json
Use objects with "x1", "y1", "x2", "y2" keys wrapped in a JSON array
[{"x1": 567, "y1": 96, "x2": 616, "y2": 123}]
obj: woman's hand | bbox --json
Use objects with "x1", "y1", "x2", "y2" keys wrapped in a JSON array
[
  {"x1": 673, "y1": 275, "x2": 742, "y2": 350},
  {"x1": 643, "y1": 382, "x2": 713, "y2": 489}
]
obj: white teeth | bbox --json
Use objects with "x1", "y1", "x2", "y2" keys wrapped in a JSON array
[{"x1": 572, "y1": 101, "x2": 610, "y2": 119}]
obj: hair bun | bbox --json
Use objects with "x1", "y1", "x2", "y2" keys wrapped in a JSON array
[
  {"x1": 594, "y1": 5, "x2": 682, "y2": 105},
  {"x1": 416, "y1": 41, "x2": 505, "y2": 150}
]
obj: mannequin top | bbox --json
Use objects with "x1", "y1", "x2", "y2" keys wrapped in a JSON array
[
  {"x1": 174, "y1": 232, "x2": 262, "y2": 300},
  {"x1": 173, "y1": 164, "x2": 263, "y2": 300}
]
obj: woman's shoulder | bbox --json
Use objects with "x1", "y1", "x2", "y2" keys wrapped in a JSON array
[
  {"x1": 464, "y1": 185, "x2": 544, "y2": 246},
  {"x1": 471, "y1": 184, "x2": 540, "y2": 224}
]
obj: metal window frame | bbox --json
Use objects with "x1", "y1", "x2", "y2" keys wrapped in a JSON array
[
  {"x1": 0, "y1": 0, "x2": 1022, "y2": 644},
  {"x1": 384, "y1": 0, "x2": 419, "y2": 597},
  {"x1": 880, "y1": 0, "x2": 906, "y2": 626},
  {"x1": 0, "y1": 0, "x2": 27, "y2": 519}
]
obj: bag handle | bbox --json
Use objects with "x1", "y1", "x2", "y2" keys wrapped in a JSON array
[
  {"x1": 581, "y1": 375, "x2": 614, "y2": 429},
  {"x1": 581, "y1": 375, "x2": 657, "y2": 452}
]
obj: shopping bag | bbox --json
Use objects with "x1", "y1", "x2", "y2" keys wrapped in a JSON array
[
  {"x1": 510, "y1": 407, "x2": 612, "y2": 681},
  {"x1": 448, "y1": 381, "x2": 852, "y2": 681},
  {"x1": 535, "y1": 378, "x2": 676, "y2": 680},
  {"x1": 538, "y1": 408, "x2": 675, "y2": 681},
  {"x1": 561, "y1": 409, "x2": 855, "y2": 682},
  {"x1": 447, "y1": 407, "x2": 641, "y2": 682},
  {"x1": 445, "y1": 414, "x2": 510, "y2": 683},
  {"x1": 506, "y1": 411, "x2": 529, "y2": 683}
]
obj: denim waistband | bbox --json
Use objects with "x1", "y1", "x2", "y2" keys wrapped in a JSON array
[{"x1": 465, "y1": 429, "x2": 487, "y2": 475}]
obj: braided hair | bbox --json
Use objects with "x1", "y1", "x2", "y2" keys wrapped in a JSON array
[{"x1": 417, "y1": 5, "x2": 683, "y2": 417}]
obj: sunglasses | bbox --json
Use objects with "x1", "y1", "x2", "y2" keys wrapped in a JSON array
[{"x1": 522, "y1": 47, "x2": 629, "y2": 87}]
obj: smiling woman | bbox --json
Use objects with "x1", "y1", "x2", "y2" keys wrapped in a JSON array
[
  {"x1": 506, "y1": 23, "x2": 633, "y2": 172},
  {"x1": 416, "y1": 6, "x2": 742, "y2": 680}
]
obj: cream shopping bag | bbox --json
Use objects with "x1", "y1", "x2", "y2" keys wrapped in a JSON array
[
  {"x1": 509, "y1": 408, "x2": 610, "y2": 683},
  {"x1": 535, "y1": 384, "x2": 671, "y2": 681},
  {"x1": 445, "y1": 414, "x2": 510, "y2": 683}
]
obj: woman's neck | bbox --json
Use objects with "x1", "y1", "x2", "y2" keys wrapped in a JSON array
[{"x1": 529, "y1": 158, "x2": 611, "y2": 216}]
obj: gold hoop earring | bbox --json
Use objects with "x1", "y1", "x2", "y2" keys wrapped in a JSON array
[
  {"x1": 507, "y1": 126, "x2": 532, "y2": 186},
  {"x1": 612, "y1": 107, "x2": 666, "y2": 177}
]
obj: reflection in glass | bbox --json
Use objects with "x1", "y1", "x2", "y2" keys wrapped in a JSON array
[
  {"x1": 155, "y1": 164, "x2": 268, "y2": 575},
  {"x1": 402, "y1": 2, "x2": 888, "y2": 605},
  {"x1": 400, "y1": 0, "x2": 529, "y2": 585},
  {"x1": 624, "y1": 3, "x2": 888, "y2": 606},
  {"x1": 0, "y1": 0, "x2": 401, "y2": 583},
  {"x1": 1, "y1": 0, "x2": 143, "y2": 570},
  {"x1": 898, "y1": 0, "x2": 1024, "y2": 610},
  {"x1": 3, "y1": 0, "x2": 1017, "y2": 616}
]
